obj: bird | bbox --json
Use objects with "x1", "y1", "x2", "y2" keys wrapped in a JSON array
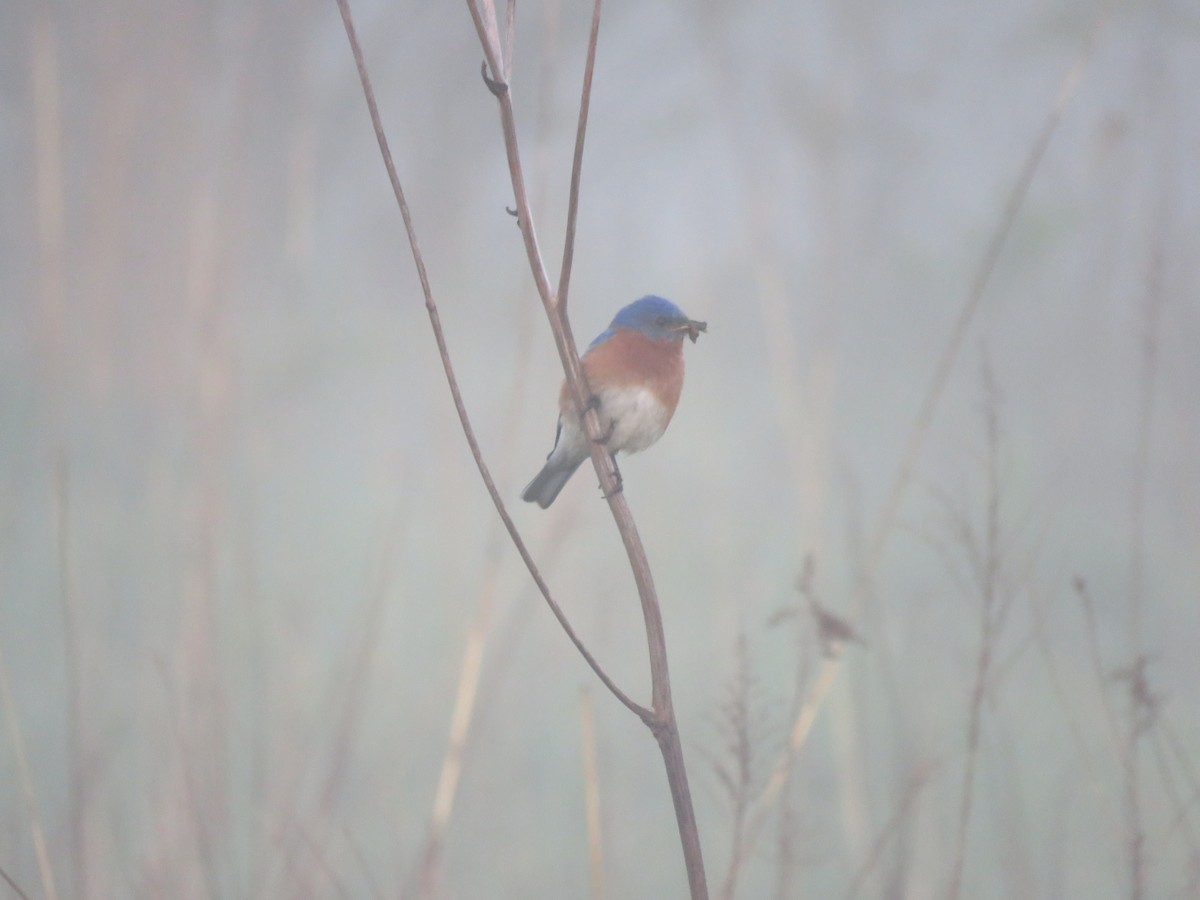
[{"x1": 521, "y1": 295, "x2": 706, "y2": 508}]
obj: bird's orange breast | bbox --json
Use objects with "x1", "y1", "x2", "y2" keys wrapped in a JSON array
[{"x1": 559, "y1": 328, "x2": 685, "y2": 414}]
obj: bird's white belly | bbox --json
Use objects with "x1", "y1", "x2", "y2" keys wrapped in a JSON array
[{"x1": 596, "y1": 385, "x2": 669, "y2": 454}]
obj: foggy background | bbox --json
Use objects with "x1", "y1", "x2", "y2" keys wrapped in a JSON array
[{"x1": 3, "y1": 0, "x2": 1199, "y2": 897}]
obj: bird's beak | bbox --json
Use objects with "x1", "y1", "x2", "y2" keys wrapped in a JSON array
[{"x1": 674, "y1": 319, "x2": 707, "y2": 343}]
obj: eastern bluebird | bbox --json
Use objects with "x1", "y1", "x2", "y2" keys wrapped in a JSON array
[{"x1": 521, "y1": 295, "x2": 706, "y2": 508}]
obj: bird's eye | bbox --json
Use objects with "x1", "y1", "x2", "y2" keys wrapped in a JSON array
[{"x1": 655, "y1": 316, "x2": 668, "y2": 326}]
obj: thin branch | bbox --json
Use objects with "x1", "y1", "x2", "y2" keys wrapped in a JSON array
[
  {"x1": 1117, "y1": 658, "x2": 1151, "y2": 900},
  {"x1": 1150, "y1": 727, "x2": 1200, "y2": 865},
  {"x1": 0, "y1": 865, "x2": 31, "y2": 900},
  {"x1": 297, "y1": 825, "x2": 354, "y2": 900},
  {"x1": 1026, "y1": 583, "x2": 1101, "y2": 783},
  {"x1": 502, "y1": 0, "x2": 516, "y2": 81},
  {"x1": 466, "y1": 0, "x2": 504, "y2": 81},
  {"x1": 1120, "y1": 79, "x2": 1174, "y2": 898},
  {"x1": 413, "y1": 279, "x2": 545, "y2": 896},
  {"x1": 1075, "y1": 577, "x2": 1127, "y2": 764},
  {"x1": 461, "y1": 0, "x2": 709, "y2": 894},
  {"x1": 731, "y1": 655, "x2": 840, "y2": 876},
  {"x1": 470, "y1": 0, "x2": 676, "y2": 727},
  {"x1": 555, "y1": 0, "x2": 602, "y2": 317},
  {"x1": 713, "y1": 629, "x2": 764, "y2": 900},
  {"x1": 843, "y1": 762, "x2": 938, "y2": 900},
  {"x1": 725, "y1": 564, "x2": 858, "y2": 882},
  {"x1": 416, "y1": 585, "x2": 492, "y2": 898},
  {"x1": 466, "y1": 0, "x2": 617, "y2": 509},
  {"x1": 946, "y1": 362, "x2": 1016, "y2": 900},
  {"x1": 335, "y1": 0, "x2": 647, "y2": 723},
  {"x1": 0, "y1": 643, "x2": 61, "y2": 900},
  {"x1": 1159, "y1": 715, "x2": 1200, "y2": 822},
  {"x1": 343, "y1": 828, "x2": 387, "y2": 900}
]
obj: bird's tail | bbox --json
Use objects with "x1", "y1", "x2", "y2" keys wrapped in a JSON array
[{"x1": 521, "y1": 458, "x2": 584, "y2": 508}]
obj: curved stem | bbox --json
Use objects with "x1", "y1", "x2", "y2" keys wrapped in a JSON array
[
  {"x1": 335, "y1": 0, "x2": 647, "y2": 723},
  {"x1": 464, "y1": 0, "x2": 708, "y2": 894}
]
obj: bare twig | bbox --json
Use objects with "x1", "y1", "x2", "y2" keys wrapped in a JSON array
[
  {"x1": 1149, "y1": 726, "x2": 1200, "y2": 871},
  {"x1": 746, "y1": 657, "x2": 839, "y2": 847},
  {"x1": 467, "y1": 0, "x2": 504, "y2": 79},
  {"x1": 773, "y1": 774, "x2": 800, "y2": 900},
  {"x1": 297, "y1": 825, "x2": 354, "y2": 900},
  {"x1": 341, "y1": 0, "x2": 706, "y2": 890},
  {"x1": 415, "y1": 581, "x2": 493, "y2": 899},
  {"x1": 945, "y1": 361, "x2": 1016, "y2": 900},
  {"x1": 1159, "y1": 715, "x2": 1200, "y2": 829},
  {"x1": 413, "y1": 402, "x2": 540, "y2": 898},
  {"x1": 413, "y1": 17, "x2": 566, "y2": 887},
  {"x1": 0, "y1": 864, "x2": 31, "y2": 900},
  {"x1": 0, "y1": 644, "x2": 61, "y2": 900},
  {"x1": 1119, "y1": 83, "x2": 1173, "y2": 897},
  {"x1": 1115, "y1": 656, "x2": 1157, "y2": 900},
  {"x1": 334, "y1": 0, "x2": 646, "y2": 723},
  {"x1": 715, "y1": 563, "x2": 862, "y2": 889},
  {"x1": 554, "y1": 0, "x2": 602, "y2": 318},
  {"x1": 1072, "y1": 571, "x2": 1163, "y2": 893},
  {"x1": 727, "y1": 561, "x2": 863, "y2": 883},
  {"x1": 1026, "y1": 583, "x2": 1100, "y2": 782},
  {"x1": 843, "y1": 762, "x2": 938, "y2": 900},
  {"x1": 1154, "y1": 715, "x2": 1200, "y2": 897},
  {"x1": 718, "y1": 627, "x2": 843, "y2": 890},
  {"x1": 712, "y1": 630, "x2": 765, "y2": 900},
  {"x1": 1075, "y1": 577, "x2": 1126, "y2": 762},
  {"x1": 502, "y1": 0, "x2": 516, "y2": 80},
  {"x1": 463, "y1": 0, "x2": 709, "y2": 894}
]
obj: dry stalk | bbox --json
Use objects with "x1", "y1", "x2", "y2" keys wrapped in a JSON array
[
  {"x1": 466, "y1": 0, "x2": 708, "y2": 893},
  {"x1": 711, "y1": 630, "x2": 767, "y2": 900},
  {"x1": 336, "y1": 0, "x2": 707, "y2": 894},
  {"x1": 0, "y1": 644, "x2": 61, "y2": 900},
  {"x1": 843, "y1": 762, "x2": 937, "y2": 900},
  {"x1": 943, "y1": 361, "x2": 1019, "y2": 900},
  {"x1": 414, "y1": 571, "x2": 495, "y2": 899}
]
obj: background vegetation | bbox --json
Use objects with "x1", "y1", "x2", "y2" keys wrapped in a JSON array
[{"x1": 3, "y1": 0, "x2": 1198, "y2": 897}]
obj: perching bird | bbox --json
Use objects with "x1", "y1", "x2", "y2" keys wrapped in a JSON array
[{"x1": 521, "y1": 295, "x2": 706, "y2": 508}]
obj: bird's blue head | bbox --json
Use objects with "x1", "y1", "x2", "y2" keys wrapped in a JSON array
[{"x1": 590, "y1": 295, "x2": 707, "y2": 348}]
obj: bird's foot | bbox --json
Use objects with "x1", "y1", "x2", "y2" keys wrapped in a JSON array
[
  {"x1": 600, "y1": 474, "x2": 624, "y2": 500},
  {"x1": 599, "y1": 456, "x2": 623, "y2": 499},
  {"x1": 584, "y1": 394, "x2": 614, "y2": 445},
  {"x1": 593, "y1": 419, "x2": 615, "y2": 445}
]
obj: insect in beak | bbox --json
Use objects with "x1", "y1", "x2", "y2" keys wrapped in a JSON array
[{"x1": 680, "y1": 319, "x2": 707, "y2": 343}]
